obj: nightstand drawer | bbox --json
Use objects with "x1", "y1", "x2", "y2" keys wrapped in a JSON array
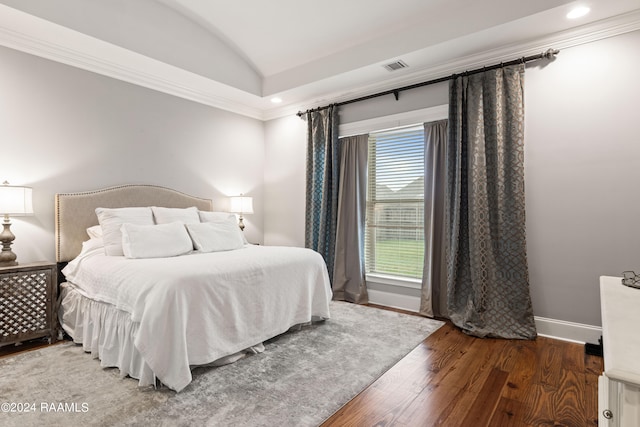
[{"x1": 0, "y1": 262, "x2": 57, "y2": 346}]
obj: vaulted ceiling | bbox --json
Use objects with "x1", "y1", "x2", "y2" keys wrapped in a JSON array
[{"x1": 0, "y1": 0, "x2": 639, "y2": 119}]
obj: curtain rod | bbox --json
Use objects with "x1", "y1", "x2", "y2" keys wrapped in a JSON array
[{"x1": 296, "y1": 48, "x2": 559, "y2": 117}]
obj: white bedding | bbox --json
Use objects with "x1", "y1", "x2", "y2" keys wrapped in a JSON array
[{"x1": 61, "y1": 242, "x2": 332, "y2": 392}]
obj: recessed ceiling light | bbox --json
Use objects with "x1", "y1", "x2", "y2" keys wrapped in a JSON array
[
  {"x1": 270, "y1": 97, "x2": 282, "y2": 104},
  {"x1": 567, "y1": 6, "x2": 590, "y2": 19}
]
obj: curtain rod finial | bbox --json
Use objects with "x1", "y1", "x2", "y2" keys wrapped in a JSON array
[{"x1": 543, "y1": 48, "x2": 559, "y2": 59}]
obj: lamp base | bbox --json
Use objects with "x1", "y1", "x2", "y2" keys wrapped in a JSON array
[
  {"x1": 0, "y1": 218, "x2": 18, "y2": 267},
  {"x1": 0, "y1": 259, "x2": 18, "y2": 267},
  {"x1": 0, "y1": 248, "x2": 18, "y2": 266}
]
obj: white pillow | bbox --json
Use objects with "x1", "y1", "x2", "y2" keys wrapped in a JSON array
[
  {"x1": 152, "y1": 206, "x2": 200, "y2": 224},
  {"x1": 198, "y1": 210, "x2": 235, "y2": 223},
  {"x1": 121, "y1": 222, "x2": 193, "y2": 259},
  {"x1": 86, "y1": 225, "x2": 103, "y2": 240},
  {"x1": 82, "y1": 237, "x2": 105, "y2": 253},
  {"x1": 185, "y1": 220, "x2": 245, "y2": 253},
  {"x1": 96, "y1": 207, "x2": 154, "y2": 256},
  {"x1": 199, "y1": 211, "x2": 248, "y2": 244}
]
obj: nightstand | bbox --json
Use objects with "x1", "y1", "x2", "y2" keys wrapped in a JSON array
[{"x1": 0, "y1": 261, "x2": 58, "y2": 347}]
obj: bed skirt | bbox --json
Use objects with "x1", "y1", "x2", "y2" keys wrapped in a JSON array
[{"x1": 58, "y1": 282, "x2": 265, "y2": 389}]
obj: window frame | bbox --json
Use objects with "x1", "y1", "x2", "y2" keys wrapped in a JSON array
[
  {"x1": 365, "y1": 124, "x2": 426, "y2": 280},
  {"x1": 339, "y1": 105, "x2": 448, "y2": 287}
]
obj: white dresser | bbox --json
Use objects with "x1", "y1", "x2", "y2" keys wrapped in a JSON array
[{"x1": 599, "y1": 276, "x2": 640, "y2": 427}]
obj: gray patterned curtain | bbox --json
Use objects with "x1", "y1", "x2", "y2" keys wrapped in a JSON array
[
  {"x1": 333, "y1": 134, "x2": 369, "y2": 303},
  {"x1": 446, "y1": 64, "x2": 536, "y2": 339},
  {"x1": 305, "y1": 106, "x2": 339, "y2": 283}
]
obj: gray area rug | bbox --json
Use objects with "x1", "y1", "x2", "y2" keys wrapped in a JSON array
[{"x1": 0, "y1": 301, "x2": 442, "y2": 427}]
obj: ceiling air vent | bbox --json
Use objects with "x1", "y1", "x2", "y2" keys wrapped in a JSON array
[{"x1": 383, "y1": 60, "x2": 408, "y2": 72}]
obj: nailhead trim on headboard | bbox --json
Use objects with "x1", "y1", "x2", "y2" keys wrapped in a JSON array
[{"x1": 55, "y1": 184, "x2": 213, "y2": 263}]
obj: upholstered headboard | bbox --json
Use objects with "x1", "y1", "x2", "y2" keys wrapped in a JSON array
[{"x1": 55, "y1": 184, "x2": 213, "y2": 262}]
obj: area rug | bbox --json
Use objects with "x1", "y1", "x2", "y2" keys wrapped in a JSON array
[{"x1": 0, "y1": 301, "x2": 442, "y2": 427}]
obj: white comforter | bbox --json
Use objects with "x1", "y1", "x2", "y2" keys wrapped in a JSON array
[{"x1": 62, "y1": 241, "x2": 332, "y2": 391}]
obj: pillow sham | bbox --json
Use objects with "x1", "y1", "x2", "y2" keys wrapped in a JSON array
[
  {"x1": 152, "y1": 206, "x2": 200, "y2": 224},
  {"x1": 82, "y1": 237, "x2": 105, "y2": 253},
  {"x1": 121, "y1": 222, "x2": 193, "y2": 259},
  {"x1": 185, "y1": 220, "x2": 245, "y2": 253},
  {"x1": 199, "y1": 211, "x2": 248, "y2": 244},
  {"x1": 198, "y1": 210, "x2": 235, "y2": 223},
  {"x1": 86, "y1": 225, "x2": 103, "y2": 240},
  {"x1": 96, "y1": 207, "x2": 154, "y2": 256}
]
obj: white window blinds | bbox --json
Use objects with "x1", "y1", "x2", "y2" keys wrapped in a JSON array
[{"x1": 365, "y1": 125, "x2": 425, "y2": 279}]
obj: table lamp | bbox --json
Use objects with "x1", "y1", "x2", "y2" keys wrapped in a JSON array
[
  {"x1": 229, "y1": 195, "x2": 253, "y2": 231},
  {"x1": 0, "y1": 181, "x2": 33, "y2": 266}
]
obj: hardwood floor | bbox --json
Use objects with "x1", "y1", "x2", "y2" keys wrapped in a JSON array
[
  {"x1": 2, "y1": 313, "x2": 603, "y2": 427},
  {"x1": 322, "y1": 320, "x2": 603, "y2": 427},
  {"x1": 0, "y1": 336, "x2": 53, "y2": 358}
]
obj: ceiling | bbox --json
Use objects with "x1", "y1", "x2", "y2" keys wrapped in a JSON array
[{"x1": 0, "y1": 0, "x2": 639, "y2": 119}]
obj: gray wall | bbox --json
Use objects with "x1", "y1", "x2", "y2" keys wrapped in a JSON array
[
  {"x1": 264, "y1": 29, "x2": 640, "y2": 328},
  {"x1": 263, "y1": 115, "x2": 307, "y2": 247},
  {"x1": 1, "y1": 45, "x2": 265, "y2": 264},
  {"x1": 524, "y1": 30, "x2": 640, "y2": 326}
]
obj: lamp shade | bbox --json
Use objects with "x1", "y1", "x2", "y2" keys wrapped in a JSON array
[
  {"x1": 229, "y1": 195, "x2": 253, "y2": 214},
  {"x1": 0, "y1": 184, "x2": 33, "y2": 216}
]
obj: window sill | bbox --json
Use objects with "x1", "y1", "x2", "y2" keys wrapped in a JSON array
[{"x1": 365, "y1": 273, "x2": 422, "y2": 290}]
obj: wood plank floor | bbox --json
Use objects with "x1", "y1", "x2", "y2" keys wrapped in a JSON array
[
  {"x1": 322, "y1": 319, "x2": 603, "y2": 427},
  {"x1": 0, "y1": 337, "x2": 53, "y2": 358},
  {"x1": 1, "y1": 312, "x2": 603, "y2": 427}
]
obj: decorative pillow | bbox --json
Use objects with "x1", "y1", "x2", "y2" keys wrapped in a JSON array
[
  {"x1": 185, "y1": 219, "x2": 245, "y2": 253},
  {"x1": 199, "y1": 211, "x2": 248, "y2": 244},
  {"x1": 86, "y1": 225, "x2": 103, "y2": 240},
  {"x1": 198, "y1": 210, "x2": 235, "y2": 223},
  {"x1": 96, "y1": 207, "x2": 154, "y2": 256},
  {"x1": 121, "y1": 222, "x2": 193, "y2": 259},
  {"x1": 152, "y1": 206, "x2": 200, "y2": 224}
]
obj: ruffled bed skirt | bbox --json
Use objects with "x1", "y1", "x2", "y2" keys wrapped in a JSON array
[{"x1": 58, "y1": 283, "x2": 265, "y2": 389}]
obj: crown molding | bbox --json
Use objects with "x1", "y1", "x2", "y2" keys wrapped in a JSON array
[
  {"x1": 0, "y1": 4, "x2": 266, "y2": 120},
  {"x1": 1, "y1": 4, "x2": 638, "y2": 122}
]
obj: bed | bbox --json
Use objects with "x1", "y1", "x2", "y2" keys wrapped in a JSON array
[{"x1": 55, "y1": 184, "x2": 332, "y2": 392}]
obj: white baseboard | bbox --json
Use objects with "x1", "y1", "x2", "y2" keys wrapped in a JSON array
[
  {"x1": 367, "y1": 288, "x2": 602, "y2": 344},
  {"x1": 534, "y1": 316, "x2": 602, "y2": 345},
  {"x1": 367, "y1": 289, "x2": 421, "y2": 312}
]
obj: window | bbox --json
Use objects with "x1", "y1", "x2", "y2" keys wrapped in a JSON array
[{"x1": 365, "y1": 125, "x2": 424, "y2": 280}]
